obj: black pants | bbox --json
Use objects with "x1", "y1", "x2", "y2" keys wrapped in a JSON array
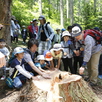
[
  {"x1": 73, "y1": 56, "x2": 83, "y2": 74},
  {"x1": 14, "y1": 36, "x2": 18, "y2": 43},
  {"x1": 62, "y1": 58, "x2": 75, "y2": 74},
  {"x1": 11, "y1": 36, "x2": 14, "y2": 43},
  {"x1": 98, "y1": 54, "x2": 102, "y2": 75}
]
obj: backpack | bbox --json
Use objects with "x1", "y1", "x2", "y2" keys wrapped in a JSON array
[
  {"x1": 39, "y1": 22, "x2": 55, "y2": 42},
  {"x1": 84, "y1": 29, "x2": 102, "y2": 45}
]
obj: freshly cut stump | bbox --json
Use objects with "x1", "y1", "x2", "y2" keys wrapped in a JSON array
[{"x1": 18, "y1": 70, "x2": 101, "y2": 102}]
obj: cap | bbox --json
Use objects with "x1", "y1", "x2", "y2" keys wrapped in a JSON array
[
  {"x1": 52, "y1": 44, "x2": 63, "y2": 51},
  {"x1": 61, "y1": 28, "x2": 66, "y2": 32},
  {"x1": 30, "y1": 21, "x2": 33, "y2": 24},
  {"x1": 56, "y1": 28, "x2": 60, "y2": 31},
  {"x1": 38, "y1": 15, "x2": 45, "y2": 20},
  {"x1": 71, "y1": 26, "x2": 82, "y2": 37},
  {"x1": 43, "y1": 50, "x2": 53, "y2": 61},
  {"x1": 93, "y1": 27, "x2": 100, "y2": 31},
  {"x1": 0, "y1": 39, "x2": 5, "y2": 42},
  {"x1": 32, "y1": 19, "x2": 37, "y2": 22},
  {"x1": 62, "y1": 31, "x2": 71, "y2": 37},
  {"x1": 13, "y1": 47, "x2": 24, "y2": 55},
  {"x1": 22, "y1": 25, "x2": 26, "y2": 28},
  {"x1": 37, "y1": 55, "x2": 45, "y2": 61}
]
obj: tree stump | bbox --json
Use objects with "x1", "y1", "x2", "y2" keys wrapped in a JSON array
[{"x1": 19, "y1": 70, "x2": 101, "y2": 102}]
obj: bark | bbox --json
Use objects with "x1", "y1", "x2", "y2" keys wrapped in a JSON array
[
  {"x1": 17, "y1": 70, "x2": 101, "y2": 102},
  {"x1": 39, "y1": 0, "x2": 42, "y2": 15},
  {"x1": 0, "y1": 0, "x2": 12, "y2": 45},
  {"x1": 60, "y1": 0, "x2": 64, "y2": 27}
]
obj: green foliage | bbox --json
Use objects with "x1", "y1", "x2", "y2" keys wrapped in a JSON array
[{"x1": 12, "y1": 0, "x2": 102, "y2": 30}]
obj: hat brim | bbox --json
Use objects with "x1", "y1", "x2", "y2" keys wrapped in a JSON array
[
  {"x1": 62, "y1": 35, "x2": 71, "y2": 37},
  {"x1": 72, "y1": 32, "x2": 82, "y2": 37},
  {"x1": 38, "y1": 18, "x2": 43, "y2": 20},
  {"x1": 45, "y1": 57, "x2": 53, "y2": 61},
  {"x1": 52, "y1": 48, "x2": 63, "y2": 51},
  {"x1": 14, "y1": 50, "x2": 24, "y2": 55}
]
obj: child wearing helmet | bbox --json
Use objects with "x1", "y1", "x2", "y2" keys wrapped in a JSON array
[
  {"x1": 50, "y1": 44, "x2": 63, "y2": 69},
  {"x1": 35, "y1": 55, "x2": 51, "y2": 72},
  {"x1": 61, "y1": 31, "x2": 75, "y2": 74},
  {"x1": 9, "y1": 47, "x2": 37, "y2": 89}
]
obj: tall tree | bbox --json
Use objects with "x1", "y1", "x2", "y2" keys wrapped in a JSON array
[
  {"x1": 94, "y1": 0, "x2": 97, "y2": 15},
  {"x1": 39, "y1": 0, "x2": 42, "y2": 15},
  {"x1": 0, "y1": 0, "x2": 12, "y2": 45},
  {"x1": 60, "y1": 0, "x2": 64, "y2": 27}
]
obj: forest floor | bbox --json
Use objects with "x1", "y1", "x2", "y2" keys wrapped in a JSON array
[{"x1": 0, "y1": 37, "x2": 102, "y2": 101}]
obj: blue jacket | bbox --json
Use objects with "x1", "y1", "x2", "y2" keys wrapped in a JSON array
[{"x1": 37, "y1": 23, "x2": 55, "y2": 44}]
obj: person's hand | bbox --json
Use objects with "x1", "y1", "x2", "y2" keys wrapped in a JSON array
[
  {"x1": 79, "y1": 67, "x2": 85, "y2": 75},
  {"x1": 80, "y1": 47, "x2": 84, "y2": 51},
  {"x1": 64, "y1": 52, "x2": 67, "y2": 56},
  {"x1": 42, "y1": 73, "x2": 51, "y2": 79},
  {"x1": 0, "y1": 24, "x2": 3, "y2": 30},
  {"x1": 46, "y1": 38, "x2": 49, "y2": 41},
  {"x1": 31, "y1": 76, "x2": 39, "y2": 80}
]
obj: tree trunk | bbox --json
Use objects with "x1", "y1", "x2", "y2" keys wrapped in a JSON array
[
  {"x1": 68, "y1": 0, "x2": 74, "y2": 25},
  {"x1": 0, "y1": 0, "x2": 12, "y2": 45},
  {"x1": 66, "y1": 0, "x2": 69, "y2": 19},
  {"x1": 94, "y1": 0, "x2": 96, "y2": 15},
  {"x1": 39, "y1": 0, "x2": 42, "y2": 15},
  {"x1": 17, "y1": 70, "x2": 101, "y2": 102},
  {"x1": 60, "y1": 0, "x2": 64, "y2": 27}
]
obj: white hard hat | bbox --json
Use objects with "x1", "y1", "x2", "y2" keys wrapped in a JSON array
[
  {"x1": 71, "y1": 26, "x2": 82, "y2": 37},
  {"x1": 13, "y1": 47, "x2": 24, "y2": 55},
  {"x1": 37, "y1": 55, "x2": 45, "y2": 61},
  {"x1": 62, "y1": 31, "x2": 71, "y2": 37}
]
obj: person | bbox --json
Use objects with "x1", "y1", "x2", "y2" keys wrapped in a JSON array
[
  {"x1": 35, "y1": 55, "x2": 51, "y2": 72},
  {"x1": 67, "y1": 26, "x2": 72, "y2": 33},
  {"x1": 0, "y1": 24, "x2": 3, "y2": 30},
  {"x1": 37, "y1": 15, "x2": 55, "y2": 54},
  {"x1": 53, "y1": 28, "x2": 61, "y2": 44},
  {"x1": 10, "y1": 16, "x2": 17, "y2": 43},
  {"x1": 23, "y1": 38, "x2": 51, "y2": 79},
  {"x1": 61, "y1": 31, "x2": 75, "y2": 74},
  {"x1": 73, "y1": 39, "x2": 84, "y2": 74},
  {"x1": 50, "y1": 43, "x2": 63, "y2": 70},
  {"x1": 93, "y1": 27, "x2": 102, "y2": 79},
  {"x1": 10, "y1": 47, "x2": 38, "y2": 89},
  {"x1": 27, "y1": 21, "x2": 33, "y2": 39},
  {"x1": 0, "y1": 39, "x2": 10, "y2": 80},
  {"x1": 61, "y1": 28, "x2": 66, "y2": 41},
  {"x1": 21, "y1": 25, "x2": 28, "y2": 43},
  {"x1": 71, "y1": 25, "x2": 102, "y2": 86},
  {"x1": 14, "y1": 20, "x2": 21, "y2": 43}
]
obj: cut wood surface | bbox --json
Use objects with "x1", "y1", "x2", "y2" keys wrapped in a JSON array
[
  {"x1": 19, "y1": 70, "x2": 102, "y2": 102},
  {"x1": 0, "y1": 70, "x2": 102, "y2": 102}
]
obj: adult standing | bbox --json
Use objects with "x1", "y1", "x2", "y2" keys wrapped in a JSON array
[
  {"x1": 71, "y1": 25, "x2": 102, "y2": 86},
  {"x1": 10, "y1": 16, "x2": 17, "y2": 43},
  {"x1": 37, "y1": 15, "x2": 55, "y2": 54}
]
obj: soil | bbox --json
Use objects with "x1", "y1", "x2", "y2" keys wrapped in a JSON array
[{"x1": 0, "y1": 78, "x2": 102, "y2": 102}]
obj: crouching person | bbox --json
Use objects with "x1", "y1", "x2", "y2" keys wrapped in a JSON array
[{"x1": 9, "y1": 47, "x2": 37, "y2": 89}]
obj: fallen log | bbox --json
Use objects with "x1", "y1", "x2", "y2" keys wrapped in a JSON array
[{"x1": 18, "y1": 70, "x2": 102, "y2": 102}]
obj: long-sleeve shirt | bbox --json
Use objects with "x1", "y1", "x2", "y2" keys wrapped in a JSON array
[
  {"x1": 61, "y1": 40, "x2": 74, "y2": 58},
  {"x1": 83, "y1": 35, "x2": 102, "y2": 62},
  {"x1": 37, "y1": 23, "x2": 55, "y2": 42},
  {"x1": 10, "y1": 58, "x2": 32, "y2": 79}
]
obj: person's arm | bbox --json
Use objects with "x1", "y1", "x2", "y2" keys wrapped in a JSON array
[
  {"x1": 46, "y1": 24, "x2": 55, "y2": 41},
  {"x1": 57, "y1": 58, "x2": 61, "y2": 69},
  {"x1": 28, "y1": 61, "x2": 51, "y2": 79},
  {"x1": 15, "y1": 65, "x2": 33, "y2": 79}
]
